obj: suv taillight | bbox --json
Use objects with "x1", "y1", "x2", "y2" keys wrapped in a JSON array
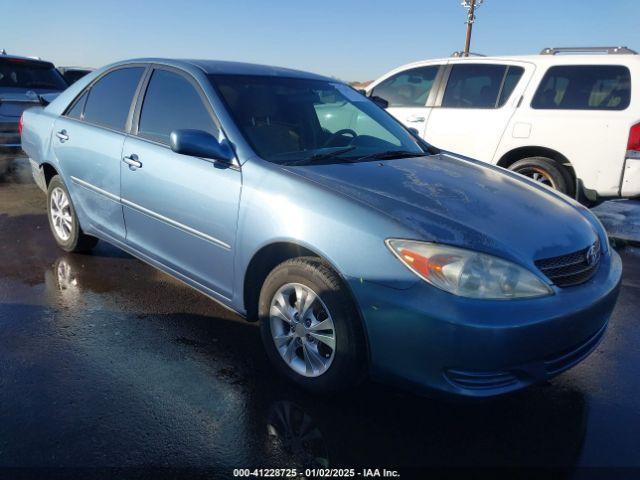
[
  {"x1": 18, "y1": 113, "x2": 24, "y2": 136},
  {"x1": 628, "y1": 122, "x2": 640, "y2": 157}
]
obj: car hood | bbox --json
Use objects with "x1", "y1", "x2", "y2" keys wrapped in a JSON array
[{"x1": 283, "y1": 153, "x2": 598, "y2": 265}]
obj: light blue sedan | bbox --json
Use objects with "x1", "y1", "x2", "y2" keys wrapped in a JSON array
[{"x1": 21, "y1": 59, "x2": 622, "y2": 397}]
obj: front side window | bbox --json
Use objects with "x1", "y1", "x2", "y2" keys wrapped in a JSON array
[
  {"x1": 531, "y1": 65, "x2": 631, "y2": 110},
  {"x1": 138, "y1": 69, "x2": 219, "y2": 144},
  {"x1": 370, "y1": 66, "x2": 439, "y2": 107},
  {"x1": 442, "y1": 64, "x2": 509, "y2": 109},
  {"x1": 210, "y1": 75, "x2": 424, "y2": 165},
  {"x1": 82, "y1": 67, "x2": 144, "y2": 131}
]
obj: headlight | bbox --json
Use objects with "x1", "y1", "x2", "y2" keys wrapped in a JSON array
[{"x1": 386, "y1": 239, "x2": 553, "y2": 299}]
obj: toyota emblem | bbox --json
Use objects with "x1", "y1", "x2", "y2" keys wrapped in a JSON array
[{"x1": 586, "y1": 244, "x2": 598, "y2": 266}]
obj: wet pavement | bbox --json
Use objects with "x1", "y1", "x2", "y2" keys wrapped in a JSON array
[{"x1": 1, "y1": 155, "x2": 639, "y2": 478}]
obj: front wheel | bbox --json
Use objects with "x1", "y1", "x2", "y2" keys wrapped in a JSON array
[
  {"x1": 259, "y1": 257, "x2": 367, "y2": 393},
  {"x1": 47, "y1": 175, "x2": 98, "y2": 253},
  {"x1": 509, "y1": 157, "x2": 575, "y2": 197}
]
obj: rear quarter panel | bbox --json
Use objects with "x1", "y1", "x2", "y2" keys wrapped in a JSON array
[{"x1": 494, "y1": 57, "x2": 640, "y2": 197}]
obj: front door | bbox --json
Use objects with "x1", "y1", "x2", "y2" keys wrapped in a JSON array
[
  {"x1": 52, "y1": 66, "x2": 145, "y2": 241},
  {"x1": 369, "y1": 64, "x2": 442, "y2": 138},
  {"x1": 121, "y1": 67, "x2": 240, "y2": 299}
]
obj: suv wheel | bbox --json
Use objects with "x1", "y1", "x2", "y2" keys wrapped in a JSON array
[
  {"x1": 258, "y1": 257, "x2": 366, "y2": 393},
  {"x1": 509, "y1": 157, "x2": 574, "y2": 197},
  {"x1": 47, "y1": 175, "x2": 98, "y2": 252}
]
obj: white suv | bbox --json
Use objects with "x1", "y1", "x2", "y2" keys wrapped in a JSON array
[{"x1": 367, "y1": 47, "x2": 640, "y2": 202}]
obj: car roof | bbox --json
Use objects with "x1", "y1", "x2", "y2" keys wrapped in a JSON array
[
  {"x1": 0, "y1": 53, "x2": 56, "y2": 66},
  {"x1": 387, "y1": 53, "x2": 640, "y2": 70},
  {"x1": 121, "y1": 58, "x2": 334, "y2": 82}
]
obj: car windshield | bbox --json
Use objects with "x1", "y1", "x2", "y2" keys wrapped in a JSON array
[
  {"x1": 0, "y1": 59, "x2": 68, "y2": 91},
  {"x1": 209, "y1": 74, "x2": 426, "y2": 165}
]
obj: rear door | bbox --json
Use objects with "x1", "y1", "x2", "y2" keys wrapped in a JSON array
[
  {"x1": 424, "y1": 62, "x2": 529, "y2": 162},
  {"x1": 369, "y1": 64, "x2": 443, "y2": 137},
  {"x1": 52, "y1": 66, "x2": 146, "y2": 241},
  {"x1": 121, "y1": 66, "x2": 241, "y2": 299}
]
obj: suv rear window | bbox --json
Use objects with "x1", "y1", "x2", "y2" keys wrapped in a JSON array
[
  {"x1": 0, "y1": 59, "x2": 67, "y2": 90},
  {"x1": 532, "y1": 65, "x2": 631, "y2": 110}
]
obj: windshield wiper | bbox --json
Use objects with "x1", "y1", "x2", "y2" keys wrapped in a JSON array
[
  {"x1": 282, "y1": 146, "x2": 356, "y2": 166},
  {"x1": 354, "y1": 150, "x2": 430, "y2": 162}
]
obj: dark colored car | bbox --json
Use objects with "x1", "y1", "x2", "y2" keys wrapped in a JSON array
[
  {"x1": 0, "y1": 53, "x2": 67, "y2": 152},
  {"x1": 58, "y1": 67, "x2": 94, "y2": 85}
]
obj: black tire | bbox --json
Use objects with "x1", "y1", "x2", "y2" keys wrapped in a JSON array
[
  {"x1": 47, "y1": 175, "x2": 98, "y2": 253},
  {"x1": 258, "y1": 257, "x2": 367, "y2": 393},
  {"x1": 509, "y1": 156, "x2": 575, "y2": 197}
]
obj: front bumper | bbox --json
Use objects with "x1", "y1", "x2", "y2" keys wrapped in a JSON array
[{"x1": 351, "y1": 249, "x2": 622, "y2": 398}]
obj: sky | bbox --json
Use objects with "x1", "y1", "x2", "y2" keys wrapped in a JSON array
[{"x1": 3, "y1": 0, "x2": 639, "y2": 82}]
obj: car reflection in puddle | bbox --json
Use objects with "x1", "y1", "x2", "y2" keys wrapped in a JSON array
[{"x1": 266, "y1": 400, "x2": 330, "y2": 469}]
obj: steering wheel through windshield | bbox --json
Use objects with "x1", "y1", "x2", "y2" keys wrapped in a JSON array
[{"x1": 322, "y1": 129, "x2": 357, "y2": 148}]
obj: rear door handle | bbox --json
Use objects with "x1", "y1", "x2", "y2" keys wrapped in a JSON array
[
  {"x1": 406, "y1": 115, "x2": 426, "y2": 123},
  {"x1": 56, "y1": 130, "x2": 69, "y2": 142},
  {"x1": 123, "y1": 154, "x2": 142, "y2": 169}
]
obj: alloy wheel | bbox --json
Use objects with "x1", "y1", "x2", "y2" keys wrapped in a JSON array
[
  {"x1": 50, "y1": 186, "x2": 73, "y2": 241},
  {"x1": 269, "y1": 283, "x2": 336, "y2": 377},
  {"x1": 516, "y1": 166, "x2": 557, "y2": 188}
]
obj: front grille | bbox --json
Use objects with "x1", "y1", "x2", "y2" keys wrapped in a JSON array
[{"x1": 534, "y1": 239, "x2": 601, "y2": 287}]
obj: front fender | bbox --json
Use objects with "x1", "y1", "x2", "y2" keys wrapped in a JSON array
[{"x1": 231, "y1": 159, "x2": 420, "y2": 313}]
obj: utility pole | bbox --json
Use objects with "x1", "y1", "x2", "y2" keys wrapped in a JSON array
[{"x1": 461, "y1": 0, "x2": 484, "y2": 56}]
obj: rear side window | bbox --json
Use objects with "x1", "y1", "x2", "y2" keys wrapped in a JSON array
[
  {"x1": 138, "y1": 69, "x2": 218, "y2": 144},
  {"x1": 370, "y1": 66, "x2": 439, "y2": 107},
  {"x1": 83, "y1": 67, "x2": 144, "y2": 131},
  {"x1": 531, "y1": 65, "x2": 631, "y2": 110},
  {"x1": 442, "y1": 64, "x2": 514, "y2": 109},
  {"x1": 66, "y1": 91, "x2": 88, "y2": 120}
]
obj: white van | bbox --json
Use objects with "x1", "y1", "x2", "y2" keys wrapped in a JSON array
[{"x1": 366, "y1": 47, "x2": 640, "y2": 202}]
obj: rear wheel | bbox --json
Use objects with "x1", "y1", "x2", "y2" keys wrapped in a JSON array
[
  {"x1": 47, "y1": 175, "x2": 98, "y2": 253},
  {"x1": 259, "y1": 257, "x2": 366, "y2": 393},
  {"x1": 509, "y1": 157, "x2": 575, "y2": 197}
]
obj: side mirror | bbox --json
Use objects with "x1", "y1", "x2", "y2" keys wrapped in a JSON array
[
  {"x1": 170, "y1": 129, "x2": 234, "y2": 163},
  {"x1": 369, "y1": 95, "x2": 389, "y2": 109}
]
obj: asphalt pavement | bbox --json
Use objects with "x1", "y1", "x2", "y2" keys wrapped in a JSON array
[{"x1": 1, "y1": 155, "x2": 639, "y2": 478}]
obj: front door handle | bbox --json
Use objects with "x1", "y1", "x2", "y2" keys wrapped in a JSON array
[
  {"x1": 406, "y1": 115, "x2": 426, "y2": 123},
  {"x1": 56, "y1": 130, "x2": 69, "y2": 142},
  {"x1": 123, "y1": 154, "x2": 142, "y2": 169}
]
